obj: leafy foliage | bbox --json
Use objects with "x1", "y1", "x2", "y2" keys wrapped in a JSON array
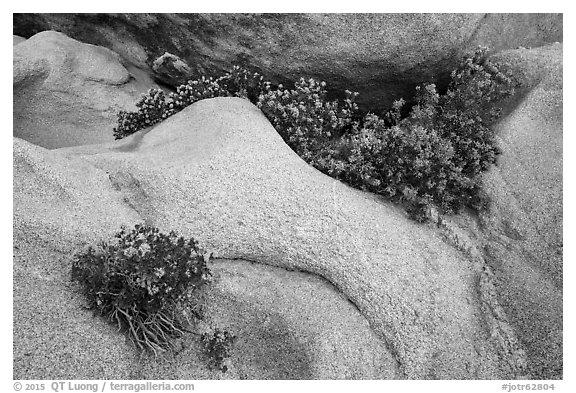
[
  {"x1": 400, "y1": 46, "x2": 515, "y2": 214},
  {"x1": 323, "y1": 114, "x2": 464, "y2": 216},
  {"x1": 71, "y1": 224, "x2": 212, "y2": 356}
]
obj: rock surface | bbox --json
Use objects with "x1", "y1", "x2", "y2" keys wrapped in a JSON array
[
  {"x1": 12, "y1": 30, "x2": 562, "y2": 380},
  {"x1": 13, "y1": 136, "x2": 399, "y2": 379},
  {"x1": 145, "y1": 259, "x2": 401, "y2": 379},
  {"x1": 13, "y1": 13, "x2": 563, "y2": 112},
  {"x1": 434, "y1": 43, "x2": 563, "y2": 379},
  {"x1": 483, "y1": 44, "x2": 563, "y2": 379},
  {"x1": 13, "y1": 35, "x2": 26, "y2": 45},
  {"x1": 35, "y1": 96, "x2": 527, "y2": 380},
  {"x1": 13, "y1": 30, "x2": 160, "y2": 149}
]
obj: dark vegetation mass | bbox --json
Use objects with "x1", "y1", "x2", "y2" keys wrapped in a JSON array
[
  {"x1": 71, "y1": 224, "x2": 235, "y2": 372},
  {"x1": 113, "y1": 47, "x2": 516, "y2": 222}
]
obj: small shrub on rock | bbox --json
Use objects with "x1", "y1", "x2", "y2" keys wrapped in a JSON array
[
  {"x1": 322, "y1": 114, "x2": 464, "y2": 213},
  {"x1": 255, "y1": 47, "x2": 515, "y2": 218},
  {"x1": 397, "y1": 46, "x2": 515, "y2": 213},
  {"x1": 71, "y1": 224, "x2": 212, "y2": 355},
  {"x1": 406, "y1": 47, "x2": 515, "y2": 182}
]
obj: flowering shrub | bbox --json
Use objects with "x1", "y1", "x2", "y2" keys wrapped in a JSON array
[
  {"x1": 323, "y1": 115, "x2": 462, "y2": 212},
  {"x1": 113, "y1": 47, "x2": 515, "y2": 221},
  {"x1": 419, "y1": 46, "x2": 514, "y2": 181},
  {"x1": 397, "y1": 46, "x2": 515, "y2": 215},
  {"x1": 256, "y1": 78, "x2": 359, "y2": 163},
  {"x1": 113, "y1": 66, "x2": 267, "y2": 139},
  {"x1": 71, "y1": 224, "x2": 212, "y2": 355},
  {"x1": 257, "y1": 47, "x2": 514, "y2": 219}
]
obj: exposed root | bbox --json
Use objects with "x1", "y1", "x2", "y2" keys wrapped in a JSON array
[{"x1": 104, "y1": 304, "x2": 195, "y2": 357}]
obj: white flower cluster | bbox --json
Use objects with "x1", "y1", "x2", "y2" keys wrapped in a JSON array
[
  {"x1": 154, "y1": 267, "x2": 166, "y2": 278},
  {"x1": 256, "y1": 77, "x2": 360, "y2": 162},
  {"x1": 114, "y1": 66, "x2": 267, "y2": 139},
  {"x1": 170, "y1": 77, "x2": 228, "y2": 108},
  {"x1": 135, "y1": 89, "x2": 169, "y2": 123}
]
